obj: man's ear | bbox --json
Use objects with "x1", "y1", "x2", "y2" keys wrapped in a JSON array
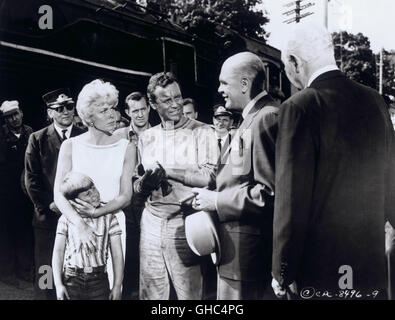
[
  {"x1": 47, "y1": 108, "x2": 53, "y2": 120},
  {"x1": 148, "y1": 99, "x2": 157, "y2": 111},
  {"x1": 289, "y1": 54, "x2": 301, "y2": 74},
  {"x1": 241, "y1": 77, "x2": 249, "y2": 94}
]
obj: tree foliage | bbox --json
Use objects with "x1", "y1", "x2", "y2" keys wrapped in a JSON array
[
  {"x1": 381, "y1": 49, "x2": 395, "y2": 98},
  {"x1": 144, "y1": 0, "x2": 269, "y2": 42},
  {"x1": 332, "y1": 31, "x2": 376, "y2": 89}
]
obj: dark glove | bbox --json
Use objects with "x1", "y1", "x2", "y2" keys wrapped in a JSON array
[
  {"x1": 136, "y1": 163, "x2": 145, "y2": 177},
  {"x1": 155, "y1": 162, "x2": 172, "y2": 197},
  {"x1": 135, "y1": 165, "x2": 166, "y2": 195}
]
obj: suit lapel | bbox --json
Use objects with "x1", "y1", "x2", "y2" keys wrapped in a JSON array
[
  {"x1": 217, "y1": 94, "x2": 275, "y2": 173},
  {"x1": 47, "y1": 124, "x2": 62, "y2": 151},
  {"x1": 47, "y1": 124, "x2": 81, "y2": 152},
  {"x1": 238, "y1": 94, "x2": 275, "y2": 133},
  {"x1": 70, "y1": 125, "x2": 82, "y2": 138}
]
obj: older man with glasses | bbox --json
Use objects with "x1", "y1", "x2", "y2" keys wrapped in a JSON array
[{"x1": 25, "y1": 88, "x2": 86, "y2": 299}]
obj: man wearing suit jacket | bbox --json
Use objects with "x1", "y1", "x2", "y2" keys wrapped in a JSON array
[
  {"x1": 271, "y1": 24, "x2": 395, "y2": 299},
  {"x1": 25, "y1": 88, "x2": 85, "y2": 299},
  {"x1": 192, "y1": 52, "x2": 279, "y2": 299},
  {"x1": 212, "y1": 105, "x2": 234, "y2": 165},
  {"x1": 196, "y1": 105, "x2": 234, "y2": 168}
]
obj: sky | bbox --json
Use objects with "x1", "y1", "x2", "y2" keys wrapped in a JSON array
[{"x1": 257, "y1": 0, "x2": 395, "y2": 53}]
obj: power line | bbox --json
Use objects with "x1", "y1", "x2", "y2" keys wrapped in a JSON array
[{"x1": 282, "y1": 1, "x2": 315, "y2": 24}]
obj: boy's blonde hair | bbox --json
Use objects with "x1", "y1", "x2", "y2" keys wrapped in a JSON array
[{"x1": 60, "y1": 171, "x2": 94, "y2": 200}]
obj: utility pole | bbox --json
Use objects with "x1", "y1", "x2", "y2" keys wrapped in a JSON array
[
  {"x1": 334, "y1": 31, "x2": 344, "y2": 72},
  {"x1": 340, "y1": 31, "x2": 343, "y2": 72},
  {"x1": 296, "y1": 0, "x2": 301, "y2": 23},
  {"x1": 283, "y1": 1, "x2": 315, "y2": 24},
  {"x1": 379, "y1": 48, "x2": 383, "y2": 94},
  {"x1": 324, "y1": 0, "x2": 330, "y2": 28}
]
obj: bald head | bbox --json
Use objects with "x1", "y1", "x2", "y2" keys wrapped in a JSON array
[
  {"x1": 218, "y1": 52, "x2": 266, "y2": 111},
  {"x1": 282, "y1": 23, "x2": 336, "y2": 89},
  {"x1": 223, "y1": 52, "x2": 265, "y2": 80}
]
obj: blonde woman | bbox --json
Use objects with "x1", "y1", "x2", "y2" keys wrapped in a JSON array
[{"x1": 54, "y1": 79, "x2": 136, "y2": 293}]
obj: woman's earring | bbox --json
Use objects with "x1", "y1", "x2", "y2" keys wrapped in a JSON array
[{"x1": 90, "y1": 122, "x2": 94, "y2": 127}]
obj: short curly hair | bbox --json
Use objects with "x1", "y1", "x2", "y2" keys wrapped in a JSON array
[
  {"x1": 147, "y1": 72, "x2": 179, "y2": 104},
  {"x1": 76, "y1": 79, "x2": 119, "y2": 126}
]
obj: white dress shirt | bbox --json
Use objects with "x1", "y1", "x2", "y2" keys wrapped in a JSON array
[
  {"x1": 54, "y1": 122, "x2": 73, "y2": 140},
  {"x1": 307, "y1": 65, "x2": 339, "y2": 88},
  {"x1": 215, "y1": 131, "x2": 230, "y2": 149},
  {"x1": 242, "y1": 90, "x2": 268, "y2": 120}
]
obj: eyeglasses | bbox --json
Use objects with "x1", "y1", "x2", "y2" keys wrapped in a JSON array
[{"x1": 51, "y1": 104, "x2": 74, "y2": 113}]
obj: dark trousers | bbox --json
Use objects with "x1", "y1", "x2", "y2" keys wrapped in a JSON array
[
  {"x1": 33, "y1": 227, "x2": 57, "y2": 300},
  {"x1": 63, "y1": 270, "x2": 110, "y2": 300},
  {"x1": 122, "y1": 219, "x2": 140, "y2": 300},
  {"x1": 0, "y1": 193, "x2": 34, "y2": 280}
]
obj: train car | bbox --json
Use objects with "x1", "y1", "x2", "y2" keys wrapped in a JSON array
[{"x1": 0, "y1": 0, "x2": 288, "y2": 128}]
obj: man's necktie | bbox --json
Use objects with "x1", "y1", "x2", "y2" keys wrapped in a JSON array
[
  {"x1": 217, "y1": 138, "x2": 223, "y2": 165},
  {"x1": 218, "y1": 138, "x2": 222, "y2": 153},
  {"x1": 62, "y1": 129, "x2": 67, "y2": 141}
]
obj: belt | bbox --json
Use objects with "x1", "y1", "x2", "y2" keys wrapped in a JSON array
[{"x1": 65, "y1": 265, "x2": 106, "y2": 275}]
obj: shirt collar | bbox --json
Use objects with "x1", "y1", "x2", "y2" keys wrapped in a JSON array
[
  {"x1": 53, "y1": 122, "x2": 73, "y2": 139},
  {"x1": 129, "y1": 122, "x2": 150, "y2": 138},
  {"x1": 215, "y1": 131, "x2": 229, "y2": 141},
  {"x1": 307, "y1": 65, "x2": 339, "y2": 88},
  {"x1": 242, "y1": 91, "x2": 267, "y2": 120}
]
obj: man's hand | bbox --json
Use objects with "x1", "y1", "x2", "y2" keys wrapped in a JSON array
[
  {"x1": 56, "y1": 285, "x2": 70, "y2": 300},
  {"x1": 70, "y1": 198, "x2": 96, "y2": 218},
  {"x1": 272, "y1": 278, "x2": 298, "y2": 300},
  {"x1": 109, "y1": 284, "x2": 122, "y2": 300},
  {"x1": 76, "y1": 222, "x2": 97, "y2": 254},
  {"x1": 135, "y1": 163, "x2": 166, "y2": 194},
  {"x1": 385, "y1": 221, "x2": 395, "y2": 255},
  {"x1": 49, "y1": 202, "x2": 61, "y2": 215},
  {"x1": 191, "y1": 188, "x2": 217, "y2": 211},
  {"x1": 272, "y1": 278, "x2": 287, "y2": 299}
]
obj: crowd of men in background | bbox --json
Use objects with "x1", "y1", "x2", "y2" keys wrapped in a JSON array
[{"x1": 0, "y1": 22, "x2": 395, "y2": 300}]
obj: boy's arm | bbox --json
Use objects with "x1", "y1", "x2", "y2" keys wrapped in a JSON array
[
  {"x1": 52, "y1": 233, "x2": 66, "y2": 288},
  {"x1": 109, "y1": 234, "x2": 124, "y2": 300},
  {"x1": 52, "y1": 233, "x2": 70, "y2": 300}
]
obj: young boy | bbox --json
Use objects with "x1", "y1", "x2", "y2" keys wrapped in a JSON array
[{"x1": 52, "y1": 172, "x2": 124, "y2": 300}]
